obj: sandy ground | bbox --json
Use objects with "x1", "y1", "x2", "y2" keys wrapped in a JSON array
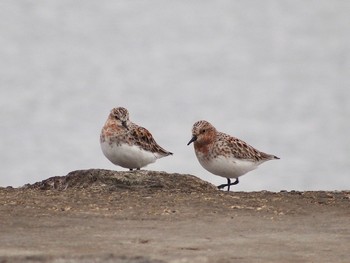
[{"x1": 0, "y1": 169, "x2": 349, "y2": 263}]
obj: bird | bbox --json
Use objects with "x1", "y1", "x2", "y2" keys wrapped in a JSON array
[
  {"x1": 187, "y1": 120, "x2": 279, "y2": 191},
  {"x1": 100, "y1": 107, "x2": 172, "y2": 170}
]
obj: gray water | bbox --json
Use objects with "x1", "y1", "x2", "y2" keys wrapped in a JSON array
[{"x1": 1, "y1": 1, "x2": 349, "y2": 191}]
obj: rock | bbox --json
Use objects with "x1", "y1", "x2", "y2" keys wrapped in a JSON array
[
  {"x1": 24, "y1": 169, "x2": 217, "y2": 193},
  {"x1": 2, "y1": 170, "x2": 350, "y2": 263}
]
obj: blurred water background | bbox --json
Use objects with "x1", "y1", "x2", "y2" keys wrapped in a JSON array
[{"x1": 1, "y1": 1, "x2": 349, "y2": 191}]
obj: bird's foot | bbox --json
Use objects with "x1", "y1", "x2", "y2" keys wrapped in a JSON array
[
  {"x1": 217, "y1": 178, "x2": 239, "y2": 191},
  {"x1": 129, "y1": 168, "x2": 141, "y2": 171},
  {"x1": 217, "y1": 184, "x2": 227, "y2": 190}
]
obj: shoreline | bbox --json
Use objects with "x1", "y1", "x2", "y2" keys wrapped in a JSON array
[{"x1": 1, "y1": 169, "x2": 349, "y2": 262}]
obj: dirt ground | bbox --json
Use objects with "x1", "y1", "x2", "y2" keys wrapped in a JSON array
[{"x1": 0, "y1": 169, "x2": 349, "y2": 262}]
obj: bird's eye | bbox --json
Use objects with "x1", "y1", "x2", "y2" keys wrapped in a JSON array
[{"x1": 201, "y1": 129, "x2": 206, "y2": 134}]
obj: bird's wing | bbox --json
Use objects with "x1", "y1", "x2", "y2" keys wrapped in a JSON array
[
  {"x1": 128, "y1": 125, "x2": 172, "y2": 156},
  {"x1": 221, "y1": 133, "x2": 270, "y2": 161}
]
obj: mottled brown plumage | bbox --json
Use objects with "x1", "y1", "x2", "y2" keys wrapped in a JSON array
[
  {"x1": 100, "y1": 107, "x2": 172, "y2": 170},
  {"x1": 188, "y1": 120, "x2": 279, "y2": 191}
]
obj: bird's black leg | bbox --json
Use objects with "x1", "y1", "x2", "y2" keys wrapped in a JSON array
[
  {"x1": 129, "y1": 168, "x2": 133, "y2": 171},
  {"x1": 226, "y1": 178, "x2": 231, "y2": 191},
  {"x1": 217, "y1": 178, "x2": 239, "y2": 191},
  {"x1": 230, "y1": 178, "x2": 239, "y2": 190},
  {"x1": 218, "y1": 178, "x2": 231, "y2": 190},
  {"x1": 136, "y1": 168, "x2": 140, "y2": 170}
]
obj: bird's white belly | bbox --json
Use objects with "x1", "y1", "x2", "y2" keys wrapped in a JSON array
[
  {"x1": 197, "y1": 154, "x2": 259, "y2": 178},
  {"x1": 101, "y1": 141, "x2": 157, "y2": 169}
]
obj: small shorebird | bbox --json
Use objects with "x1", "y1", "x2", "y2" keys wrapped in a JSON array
[
  {"x1": 187, "y1": 120, "x2": 279, "y2": 191},
  {"x1": 100, "y1": 107, "x2": 172, "y2": 170}
]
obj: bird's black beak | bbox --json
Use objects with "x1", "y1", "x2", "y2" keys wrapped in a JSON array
[
  {"x1": 187, "y1": 135, "x2": 197, "y2": 145},
  {"x1": 122, "y1": 121, "x2": 129, "y2": 130}
]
